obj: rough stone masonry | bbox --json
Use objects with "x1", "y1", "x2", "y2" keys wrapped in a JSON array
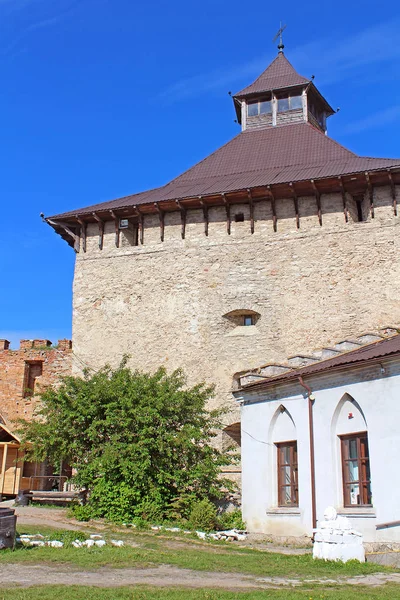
[{"x1": 71, "y1": 188, "x2": 400, "y2": 465}]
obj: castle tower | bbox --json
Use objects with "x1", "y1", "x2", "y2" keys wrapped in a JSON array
[{"x1": 44, "y1": 50, "x2": 400, "y2": 482}]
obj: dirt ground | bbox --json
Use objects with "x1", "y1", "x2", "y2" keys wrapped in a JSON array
[
  {"x1": 1, "y1": 563, "x2": 400, "y2": 590},
  {"x1": 2, "y1": 503, "x2": 400, "y2": 590}
]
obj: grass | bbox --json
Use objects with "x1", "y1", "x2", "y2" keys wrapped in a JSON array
[
  {"x1": 0, "y1": 525, "x2": 397, "y2": 579},
  {"x1": 1, "y1": 585, "x2": 400, "y2": 600}
]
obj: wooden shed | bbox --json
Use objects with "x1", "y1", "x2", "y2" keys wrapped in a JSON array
[{"x1": 0, "y1": 422, "x2": 27, "y2": 497}]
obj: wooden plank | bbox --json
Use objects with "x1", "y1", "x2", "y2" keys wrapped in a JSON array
[
  {"x1": 47, "y1": 219, "x2": 80, "y2": 253},
  {"x1": 176, "y1": 200, "x2": 187, "y2": 239},
  {"x1": 0, "y1": 443, "x2": 8, "y2": 497},
  {"x1": 199, "y1": 198, "x2": 209, "y2": 236},
  {"x1": 289, "y1": 182, "x2": 300, "y2": 229},
  {"x1": 365, "y1": 172, "x2": 374, "y2": 218},
  {"x1": 110, "y1": 210, "x2": 120, "y2": 247},
  {"x1": 154, "y1": 203, "x2": 165, "y2": 242},
  {"x1": 92, "y1": 213, "x2": 104, "y2": 250},
  {"x1": 267, "y1": 186, "x2": 277, "y2": 232},
  {"x1": 247, "y1": 189, "x2": 254, "y2": 234},
  {"x1": 387, "y1": 170, "x2": 397, "y2": 216},
  {"x1": 222, "y1": 194, "x2": 231, "y2": 235},
  {"x1": 338, "y1": 177, "x2": 348, "y2": 223},
  {"x1": 133, "y1": 206, "x2": 144, "y2": 245},
  {"x1": 76, "y1": 217, "x2": 87, "y2": 253},
  {"x1": 311, "y1": 179, "x2": 322, "y2": 226}
]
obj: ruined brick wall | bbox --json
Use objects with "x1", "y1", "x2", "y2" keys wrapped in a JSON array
[
  {"x1": 0, "y1": 339, "x2": 72, "y2": 428},
  {"x1": 71, "y1": 186, "x2": 400, "y2": 448}
]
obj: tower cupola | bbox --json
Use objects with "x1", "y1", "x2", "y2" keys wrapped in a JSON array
[{"x1": 233, "y1": 52, "x2": 334, "y2": 134}]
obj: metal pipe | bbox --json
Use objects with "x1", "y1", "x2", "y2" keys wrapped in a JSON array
[
  {"x1": 376, "y1": 520, "x2": 400, "y2": 530},
  {"x1": 298, "y1": 376, "x2": 317, "y2": 534}
]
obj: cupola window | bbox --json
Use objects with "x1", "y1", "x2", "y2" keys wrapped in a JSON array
[
  {"x1": 277, "y1": 94, "x2": 302, "y2": 112},
  {"x1": 247, "y1": 100, "x2": 272, "y2": 117}
]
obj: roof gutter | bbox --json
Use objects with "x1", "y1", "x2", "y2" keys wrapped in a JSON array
[{"x1": 298, "y1": 376, "x2": 317, "y2": 535}]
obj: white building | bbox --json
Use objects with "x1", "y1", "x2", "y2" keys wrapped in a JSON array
[{"x1": 234, "y1": 333, "x2": 400, "y2": 543}]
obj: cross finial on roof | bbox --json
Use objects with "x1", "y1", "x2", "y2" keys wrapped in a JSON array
[{"x1": 273, "y1": 22, "x2": 287, "y2": 54}]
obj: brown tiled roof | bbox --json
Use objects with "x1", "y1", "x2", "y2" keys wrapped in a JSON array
[
  {"x1": 234, "y1": 53, "x2": 309, "y2": 98},
  {"x1": 50, "y1": 122, "x2": 400, "y2": 219},
  {"x1": 241, "y1": 334, "x2": 400, "y2": 391}
]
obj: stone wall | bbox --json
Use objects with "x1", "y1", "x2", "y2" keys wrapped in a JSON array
[
  {"x1": 71, "y1": 186, "x2": 400, "y2": 449},
  {"x1": 0, "y1": 339, "x2": 72, "y2": 427}
]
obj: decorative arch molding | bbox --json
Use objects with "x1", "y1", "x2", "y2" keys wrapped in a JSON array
[
  {"x1": 331, "y1": 392, "x2": 367, "y2": 438},
  {"x1": 268, "y1": 404, "x2": 297, "y2": 445}
]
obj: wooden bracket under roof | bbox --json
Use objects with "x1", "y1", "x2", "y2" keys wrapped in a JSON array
[
  {"x1": 199, "y1": 197, "x2": 209, "y2": 236},
  {"x1": 133, "y1": 205, "x2": 144, "y2": 244},
  {"x1": 92, "y1": 212, "x2": 104, "y2": 250},
  {"x1": 267, "y1": 186, "x2": 277, "y2": 232},
  {"x1": 387, "y1": 170, "x2": 397, "y2": 216},
  {"x1": 289, "y1": 182, "x2": 300, "y2": 229},
  {"x1": 76, "y1": 217, "x2": 87, "y2": 253},
  {"x1": 109, "y1": 210, "x2": 120, "y2": 247},
  {"x1": 311, "y1": 179, "x2": 322, "y2": 226},
  {"x1": 46, "y1": 218, "x2": 80, "y2": 253},
  {"x1": 221, "y1": 194, "x2": 231, "y2": 235},
  {"x1": 154, "y1": 203, "x2": 165, "y2": 242},
  {"x1": 338, "y1": 177, "x2": 348, "y2": 223},
  {"x1": 247, "y1": 189, "x2": 255, "y2": 234},
  {"x1": 175, "y1": 200, "x2": 187, "y2": 239},
  {"x1": 365, "y1": 172, "x2": 374, "y2": 219}
]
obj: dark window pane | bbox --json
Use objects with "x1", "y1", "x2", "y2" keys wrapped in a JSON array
[
  {"x1": 259, "y1": 101, "x2": 272, "y2": 114},
  {"x1": 243, "y1": 315, "x2": 253, "y2": 326},
  {"x1": 248, "y1": 103, "x2": 258, "y2": 117},
  {"x1": 278, "y1": 98, "x2": 289, "y2": 112}
]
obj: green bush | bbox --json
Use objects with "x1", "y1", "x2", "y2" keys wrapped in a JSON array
[
  {"x1": 189, "y1": 499, "x2": 218, "y2": 532},
  {"x1": 68, "y1": 504, "x2": 93, "y2": 522},
  {"x1": 19, "y1": 361, "x2": 234, "y2": 524},
  {"x1": 217, "y1": 509, "x2": 246, "y2": 531}
]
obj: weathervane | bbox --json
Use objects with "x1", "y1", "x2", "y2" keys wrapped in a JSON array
[{"x1": 273, "y1": 22, "x2": 287, "y2": 54}]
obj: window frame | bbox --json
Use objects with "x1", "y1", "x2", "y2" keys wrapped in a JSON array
[
  {"x1": 247, "y1": 99, "x2": 272, "y2": 117},
  {"x1": 243, "y1": 315, "x2": 254, "y2": 326},
  {"x1": 277, "y1": 94, "x2": 303, "y2": 113},
  {"x1": 340, "y1": 432, "x2": 372, "y2": 508},
  {"x1": 276, "y1": 441, "x2": 299, "y2": 507}
]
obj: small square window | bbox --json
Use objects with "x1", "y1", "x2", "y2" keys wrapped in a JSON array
[
  {"x1": 248, "y1": 103, "x2": 259, "y2": 117},
  {"x1": 243, "y1": 315, "x2": 253, "y2": 326},
  {"x1": 234, "y1": 213, "x2": 244, "y2": 222}
]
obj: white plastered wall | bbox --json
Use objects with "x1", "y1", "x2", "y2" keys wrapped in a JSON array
[{"x1": 240, "y1": 359, "x2": 400, "y2": 542}]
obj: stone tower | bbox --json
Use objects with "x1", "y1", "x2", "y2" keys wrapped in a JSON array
[{"x1": 45, "y1": 49, "x2": 400, "y2": 482}]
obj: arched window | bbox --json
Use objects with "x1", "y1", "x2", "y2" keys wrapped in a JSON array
[
  {"x1": 269, "y1": 406, "x2": 298, "y2": 507},
  {"x1": 332, "y1": 393, "x2": 372, "y2": 507}
]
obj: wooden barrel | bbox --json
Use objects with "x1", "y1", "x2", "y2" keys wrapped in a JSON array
[{"x1": 0, "y1": 508, "x2": 16, "y2": 550}]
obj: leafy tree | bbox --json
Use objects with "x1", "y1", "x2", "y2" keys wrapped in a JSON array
[{"x1": 18, "y1": 360, "x2": 234, "y2": 522}]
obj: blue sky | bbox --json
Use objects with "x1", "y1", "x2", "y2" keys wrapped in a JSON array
[{"x1": 1, "y1": 0, "x2": 400, "y2": 348}]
